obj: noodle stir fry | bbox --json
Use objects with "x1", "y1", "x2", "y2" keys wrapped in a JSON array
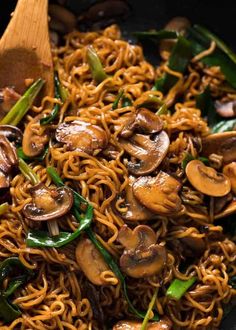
[{"x1": 0, "y1": 20, "x2": 235, "y2": 330}]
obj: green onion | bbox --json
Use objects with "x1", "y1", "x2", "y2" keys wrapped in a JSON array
[
  {"x1": 134, "y1": 30, "x2": 178, "y2": 41},
  {"x1": 17, "y1": 147, "x2": 48, "y2": 162},
  {"x1": 1, "y1": 79, "x2": 44, "y2": 126},
  {"x1": 156, "y1": 103, "x2": 168, "y2": 115},
  {"x1": 18, "y1": 159, "x2": 39, "y2": 185},
  {"x1": 87, "y1": 45, "x2": 108, "y2": 83},
  {"x1": 112, "y1": 89, "x2": 124, "y2": 110},
  {"x1": 166, "y1": 277, "x2": 196, "y2": 300},
  {"x1": 140, "y1": 288, "x2": 158, "y2": 330},
  {"x1": 0, "y1": 202, "x2": 9, "y2": 216},
  {"x1": 122, "y1": 96, "x2": 133, "y2": 107}
]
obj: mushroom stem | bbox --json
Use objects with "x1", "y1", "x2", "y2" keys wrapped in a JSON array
[{"x1": 19, "y1": 159, "x2": 60, "y2": 237}]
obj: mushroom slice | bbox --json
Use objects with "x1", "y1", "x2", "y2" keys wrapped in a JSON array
[
  {"x1": 0, "y1": 171, "x2": 10, "y2": 189},
  {"x1": 0, "y1": 125, "x2": 22, "y2": 144},
  {"x1": 121, "y1": 176, "x2": 156, "y2": 221},
  {"x1": 202, "y1": 132, "x2": 236, "y2": 164},
  {"x1": 75, "y1": 238, "x2": 110, "y2": 286},
  {"x1": 117, "y1": 225, "x2": 167, "y2": 278},
  {"x1": 22, "y1": 114, "x2": 49, "y2": 157},
  {"x1": 120, "y1": 108, "x2": 163, "y2": 138},
  {"x1": 0, "y1": 135, "x2": 18, "y2": 173},
  {"x1": 186, "y1": 160, "x2": 231, "y2": 197},
  {"x1": 55, "y1": 120, "x2": 108, "y2": 154},
  {"x1": 215, "y1": 100, "x2": 236, "y2": 118},
  {"x1": 119, "y1": 131, "x2": 169, "y2": 176},
  {"x1": 223, "y1": 162, "x2": 236, "y2": 195},
  {"x1": 113, "y1": 317, "x2": 173, "y2": 330},
  {"x1": 23, "y1": 182, "x2": 73, "y2": 221},
  {"x1": 133, "y1": 171, "x2": 182, "y2": 215}
]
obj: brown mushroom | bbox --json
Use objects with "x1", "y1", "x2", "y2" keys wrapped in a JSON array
[
  {"x1": 49, "y1": 4, "x2": 77, "y2": 34},
  {"x1": 214, "y1": 199, "x2": 236, "y2": 220},
  {"x1": 118, "y1": 225, "x2": 167, "y2": 278},
  {"x1": 133, "y1": 171, "x2": 182, "y2": 215},
  {"x1": 120, "y1": 108, "x2": 163, "y2": 138},
  {"x1": 0, "y1": 171, "x2": 9, "y2": 189},
  {"x1": 55, "y1": 120, "x2": 108, "y2": 154},
  {"x1": 113, "y1": 317, "x2": 173, "y2": 330},
  {"x1": 119, "y1": 131, "x2": 169, "y2": 176},
  {"x1": 202, "y1": 132, "x2": 236, "y2": 164},
  {"x1": 120, "y1": 176, "x2": 156, "y2": 221},
  {"x1": 215, "y1": 100, "x2": 236, "y2": 118},
  {"x1": 0, "y1": 87, "x2": 21, "y2": 118},
  {"x1": 75, "y1": 238, "x2": 110, "y2": 285},
  {"x1": 22, "y1": 114, "x2": 49, "y2": 157},
  {"x1": 0, "y1": 125, "x2": 22, "y2": 144},
  {"x1": 0, "y1": 135, "x2": 18, "y2": 174},
  {"x1": 159, "y1": 17, "x2": 191, "y2": 60},
  {"x1": 185, "y1": 160, "x2": 231, "y2": 197},
  {"x1": 223, "y1": 162, "x2": 236, "y2": 194},
  {"x1": 23, "y1": 182, "x2": 73, "y2": 221}
]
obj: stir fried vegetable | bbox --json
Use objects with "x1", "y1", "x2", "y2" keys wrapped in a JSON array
[
  {"x1": 112, "y1": 89, "x2": 124, "y2": 110},
  {"x1": 140, "y1": 288, "x2": 158, "y2": 330},
  {"x1": 134, "y1": 29, "x2": 178, "y2": 41},
  {"x1": 0, "y1": 79, "x2": 44, "y2": 126},
  {"x1": 0, "y1": 202, "x2": 9, "y2": 216},
  {"x1": 87, "y1": 45, "x2": 108, "y2": 83},
  {"x1": 166, "y1": 277, "x2": 196, "y2": 300}
]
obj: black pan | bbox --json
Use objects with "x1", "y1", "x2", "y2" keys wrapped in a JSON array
[{"x1": 0, "y1": 1, "x2": 235, "y2": 329}]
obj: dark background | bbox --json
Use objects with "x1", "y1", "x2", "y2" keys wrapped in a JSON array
[{"x1": 0, "y1": 0, "x2": 235, "y2": 329}]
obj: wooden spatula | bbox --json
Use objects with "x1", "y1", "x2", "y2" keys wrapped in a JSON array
[{"x1": 0, "y1": 0, "x2": 54, "y2": 96}]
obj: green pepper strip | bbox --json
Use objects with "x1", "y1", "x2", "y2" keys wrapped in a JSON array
[
  {"x1": 153, "y1": 36, "x2": 192, "y2": 93},
  {"x1": 40, "y1": 73, "x2": 62, "y2": 125},
  {"x1": 140, "y1": 288, "x2": 158, "y2": 330},
  {"x1": 166, "y1": 277, "x2": 196, "y2": 301},
  {"x1": 194, "y1": 25, "x2": 236, "y2": 65},
  {"x1": 87, "y1": 45, "x2": 108, "y2": 83},
  {"x1": 33, "y1": 167, "x2": 159, "y2": 321},
  {"x1": 0, "y1": 79, "x2": 45, "y2": 126},
  {"x1": 134, "y1": 30, "x2": 178, "y2": 41},
  {"x1": 0, "y1": 202, "x2": 9, "y2": 216},
  {"x1": 0, "y1": 257, "x2": 33, "y2": 323},
  {"x1": 112, "y1": 89, "x2": 124, "y2": 110}
]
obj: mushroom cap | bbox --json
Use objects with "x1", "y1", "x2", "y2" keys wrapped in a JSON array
[
  {"x1": 55, "y1": 120, "x2": 108, "y2": 154},
  {"x1": 118, "y1": 225, "x2": 167, "y2": 278},
  {"x1": 186, "y1": 160, "x2": 231, "y2": 197},
  {"x1": 0, "y1": 125, "x2": 22, "y2": 144},
  {"x1": 215, "y1": 100, "x2": 236, "y2": 118},
  {"x1": 23, "y1": 182, "x2": 73, "y2": 221},
  {"x1": 113, "y1": 317, "x2": 172, "y2": 330},
  {"x1": 75, "y1": 238, "x2": 110, "y2": 286},
  {"x1": 223, "y1": 162, "x2": 236, "y2": 195},
  {"x1": 121, "y1": 176, "x2": 156, "y2": 221},
  {"x1": 133, "y1": 171, "x2": 182, "y2": 215},
  {"x1": 120, "y1": 108, "x2": 163, "y2": 138},
  {"x1": 202, "y1": 132, "x2": 236, "y2": 164},
  {"x1": 22, "y1": 114, "x2": 49, "y2": 157},
  {"x1": 119, "y1": 131, "x2": 169, "y2": 176},
  {"x1": 0, "y1": 135, "x2": 18, "y2": 174}
]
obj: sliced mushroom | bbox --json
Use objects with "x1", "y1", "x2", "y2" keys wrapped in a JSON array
[
  {"x1": 0, "y1": 135, "x2": 18, "y2": 174},
  {"x1": 119, "y1": 131, "x2": 169, "y2": 176},
  {"x1": 215, "y1": 100, "x2": 236, "y2": 118},
  {"x1": 118, "y1": 225, "x2": 167, "y2": 278},
  {"x1": 133, "y1": 171, "x2": 182, "y2": 215},
  {"x1": 202, "y1": 132, "x2": 236, "y2": 164},
  {"x1": 120, "y1": 176, "x2": 156, "y2": 221},
  {"x1": 120, "y1": 108, "x2": 163, "y2": 138},
  {"x1": 0, "y1": 87, "x2": 21, "y2": 118},
  {"x1": 0, "y1": 125, "x2": 22, "y2": 144},
  {"x1": 76, "y1": 238, "x2": 110, "y2": 285},
  {"x1": 0, "y1": 171, "x2": 10, "y2": 189},
  {"x1": 223, "y1": 162, "x2": 236, "y2": 194},
  {"x1": 23, "y1": 182, "x2": 73, "y2": 221},
  {"x1": 186, "y1": 160, "x2": 231, "y2": 197},
  {"x1": 56, "y1": 120, "x2": 108, "y2": 154},
  {"x1": 22, "y1": 114, "x2": 49, "y2": 157},
  {"x1": 49, "y1": 4, "x2": 77, "y2": 34},
  {"x1": 113, "y1": 317, "x2": 173, "y2": 330},
  {"x1": 159, "y1": 17, "x2": 191, "y2": 59}
]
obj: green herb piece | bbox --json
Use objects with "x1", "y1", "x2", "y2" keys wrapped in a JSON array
[
  {"x1": 194, "y1": 25, "x2": 236, "y2": 65},
  {"x1": 112, "y1": 89, "x2": 124, "y2": 110},
  {"x1": 18, "y1": 158, "x2": 39, "y2": 185},
  {"x1": 211, "y1": 118, "x2": 236, "y2": 133},
  {"x1": 153, "y1": 36, "x2": 192, "y2": 92},
  {"x1": 0, "y1": 203, "x2": 9, "y2": 216},
  {"x1": 17, "y1": 146, "x2": 48, "y2": 162},
  {"x1": 182, "y1": 153, "x2": 209, "y2": 171},
  {"x1": 0, "y1": 257, "x2": 33, "y2": 323},
  {"x1": 1, "y1": 79, "x2": 44, "y2": 126},
  {"x1": 140, "y1": 288, "x2": 158, "y2": 330},
  {"x1": 40, "y1": 73, "x2": 62, "y2": 125},
  {"x1": 87, "y1": 45, "x2": 108, "y2": 83},
  {"x1": 156, "y1": 103, "x2": 168, "y2": 115},
  {"x1": 122, "y1": 96, "x2": 133, "y2": 107},
  {"x1": 134, "y1": 30, "x2": 178, "y2": 41},
  {"x1": 195, "y1": 87, "x2": 220, "y2": 127},
  {"x1": 166, "y1": 277, "x2": 196, "y2": 300}
]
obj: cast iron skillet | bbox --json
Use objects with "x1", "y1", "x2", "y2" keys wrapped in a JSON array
[{"x1": 0, "y1": 1, "x2": 235, "y2": 329}]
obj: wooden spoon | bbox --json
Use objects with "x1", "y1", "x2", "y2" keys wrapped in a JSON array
[{"x1": 0, "y1": 0, "x2": 53, "y2": 96}]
